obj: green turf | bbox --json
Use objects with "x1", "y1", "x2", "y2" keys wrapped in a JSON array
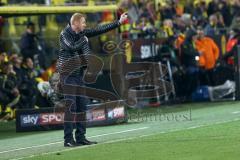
[
  {"x1": 25, "y1": 119, "x2": 240, "y2": 160},
  {"x1": 1, "y1": 101, "x2": 240, "y2": 160},
  {"x1": 0, "y1": 120, "x2": 51, "y2": 140}
]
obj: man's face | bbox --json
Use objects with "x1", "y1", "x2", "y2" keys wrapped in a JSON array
[
  {"x1": 15, "y1": 57, "x2": 22, "y2": 67},
  {"x1": 0, "y1": 52, "x2": 6, "y2": 61},
  {"x1": 0, "y1": 54, "x2": 5, "y2": 61},
  {"x1": 197, "y1": 28, "x2": 204, "y2": 39},
  {"x1": 3, "y1": 64, "x2": 13, "y2": 74},
  {"x1": 72, "y1": 17, "x2": 86, "y2": 33},
  {"x1": 26, "y1": 58, "x2": 34, "y2": 69},
  {"x1": 27, "y1": 25, "x2": 35, "y2": 34},
  {"x1": 210, "y1": 16, "x2": 217, "y2": 25}
]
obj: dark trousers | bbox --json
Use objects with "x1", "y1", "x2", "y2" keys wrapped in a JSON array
[
  {"x1": 62, "y1": 75, "x2": 87, "y2": 143},
  {"x1": 185, "y1": 67, "x2": 200, "y2": 98},
  {"x1": 199, "y1": 69, "x2": 215, "y2": 86}
]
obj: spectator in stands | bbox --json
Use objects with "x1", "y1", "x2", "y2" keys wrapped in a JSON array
[
  {"x1": 192, "y1": 1, "x2": 208, "y2": 24},
  {"x1": 179, "y1": 29, "x2": 200, "y2": 100},
  {"x1": 162, "y1": 19, "x2": 174, "y2": 38},
  {"x1": 232, "y1": 0, "x2": 240, "y2": 17},
  {"x1": 207, "y1": 0, "x2": 219, "y2": 17},
  {"x1": 179, "y1": 13, "x2": 194, "y2": 32},
  {"x1": 136, "y1": 16, "x2": 155, "y2": 39},
  {"x1": 195, "y1": 26, "x2": 220, "y2": 86},
  {"x1": 41, "y1": 59, "x2": 56, "y2": 81},
  {"x1": 9, "y1": 54, "x2": 23, "y2": 86},
  {"x1": 117, "y1": 6, "x2": 131, "y2": 39},
  {"x1": 18, "y1": 58, "x2": 37, "y2": 109},
  {"x1": 204, "y1": 14, "x2": 224, "y2": 39},
  {"x1": 0, "y1": 62, "x2": 20, "y2": 116},
  {"x1": 230, "y1": 12, "x2": 240, "y2": 30},
  {"x1": 181, "y1": 29, "x2": 200, "y2": 87},
  {"x1": 146, "y1": 0, "x2": 157, "y2": 22},
  {"x1": 216, "y1": 1, "x2": 231, "y2": 26},
  {"x1": 160, "y1": 2, "x2": 176, "y2": 20},
  {"x1": 139, "y1": 6, "x2": 152, "y2": 21},
  {"x1": 0, "y1": 52, "x2": 7, "y2": 70},
  {"x1": 20, "y1": 22, "x2": 38, "y2": 60},
  {"x1": 223, "y1": 27, "x2": 240, "y2": 66},
  {"x1": 98, "y1": 11, "x2": 117, "y2": 52}
]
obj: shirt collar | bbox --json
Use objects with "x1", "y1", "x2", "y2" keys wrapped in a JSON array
[
  {"x1": 66, "y1": 22, "x2": 76, "y2": 35},
  {"x1": 66, "y1": 22, "x2": 85, "y2": 35}
]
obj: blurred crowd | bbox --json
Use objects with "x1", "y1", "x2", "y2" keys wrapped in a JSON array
[
  {"x1": 0, "y1": 22, "x2": 56, "y2": 120},
  {"x1": 0, "y1": 51, "x2": 57, "y2": 119},
  {"x1": 117, "y1": 0, "x2": 240, "y2": 101},
  {"x1": 117, "y1": 0, "x2": 240, "y2": 38},
  {"x1": 2, "y1": 0, "x2": 240, "y2": 120}
]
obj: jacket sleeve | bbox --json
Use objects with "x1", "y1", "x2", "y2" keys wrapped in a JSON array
[
  {"x1": 59, "y1": 31, "x2": 87, "y2": 51},
  {"x1": 85, "y1": 20, "x2": 121, "y2": 38}
]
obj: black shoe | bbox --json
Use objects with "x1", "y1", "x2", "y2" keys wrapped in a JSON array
[
  {"x1": 76, "y1": 139, "x2": 97, "y2": 145},
  {"x1": 64, "y1": 140, "x2": 76, "y2": 147}
]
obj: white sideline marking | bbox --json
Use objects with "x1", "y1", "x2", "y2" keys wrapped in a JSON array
[
  {"x1": 232, "y1": 111, "x2": 240, "y2": 114},
  {"x1": 187, "y1": 126, "x2": 204, "y2": 129},
  {"x1": 7, "y1": 118, "x2": 240, "y2": 160},
  {"x1": 0, "y1": 127, "x2": 148, "y2": 154}
]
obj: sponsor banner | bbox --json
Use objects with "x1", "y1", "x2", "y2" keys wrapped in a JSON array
[
  {"x1": 20, "y1": 113, "x2": 64, "y2": 127},
  {"x1": 107, "y1": 107, "x2": 125, "y2": 119},
  {"x1": 132, "y1": 39, "x2": 166, "y2": 59},
  {"x1": 40, "y1": 113, "x2": 64, "y2": 125},
  {"x1": 16, "y1": 101, "x2": 126, "y2": 132},
  {"x1": 86, "y1": 111, "x2": 93, "y2": 122},
  {"x1": 20, "y1": 114, "x2": 40, "y2": 127},
  {"x1": 107, "y1": 109, "x2": 114, "y2": 119},
  {"x1": 92, "y1": 109, "x2": 106, "y2": 121},
  {"x1": 113, "y1": 107, "x2": 125, "y2": 118}
]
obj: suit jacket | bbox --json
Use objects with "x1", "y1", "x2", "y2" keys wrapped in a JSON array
[{"x1": 58, "y1": 20, "x2": 121, "y2": 76}]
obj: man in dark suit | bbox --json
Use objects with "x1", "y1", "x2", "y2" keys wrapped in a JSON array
[
  {"x1": 20, "y1": 22, "x2": 37, "y2": 60},
  {"x1": 58, "y1": 12, "x2": 128, "y2": 147}
]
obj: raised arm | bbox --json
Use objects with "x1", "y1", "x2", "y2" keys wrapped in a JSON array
[
  {"x1": 85, "y1": 21, "x2": 121, "y2": 38},
  {"x1": 85, "y1": 12, "x2": 128, "y2": 38}
]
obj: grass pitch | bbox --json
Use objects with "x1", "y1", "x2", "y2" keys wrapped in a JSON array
[{"x1": 1, "y1": 102, "x2": 240, "y2": 160}]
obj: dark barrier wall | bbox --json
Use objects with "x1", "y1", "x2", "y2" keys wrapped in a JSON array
[{"x1": 16, "y1": 100, "x2": 126, "y2": 132}]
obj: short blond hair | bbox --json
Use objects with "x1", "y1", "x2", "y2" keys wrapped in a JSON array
[{"x1": 70, "y1": 13, "x2": 86, "y2": 25}]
